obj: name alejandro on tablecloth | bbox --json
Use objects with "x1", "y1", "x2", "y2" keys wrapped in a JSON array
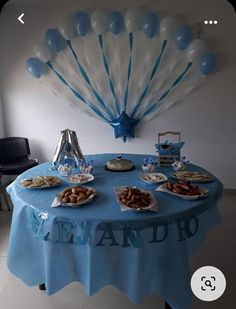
[{"x1": 29, "y1": 211, "x2": 199, "y2": 247}]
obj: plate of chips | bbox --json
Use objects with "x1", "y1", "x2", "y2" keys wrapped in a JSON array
[{"x1": 20, "y1": 176, "x2": 63, "y2": 189}]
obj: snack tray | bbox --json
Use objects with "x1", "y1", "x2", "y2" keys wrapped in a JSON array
[
  {"x1": 52, "y1": 187, "x2": 96, "y2": 208},
  {"x1": 114, "y1": 186, "x2": 159, "y2": 212},
  {"x1": 66, "y1": 173, "x2": 94, "y2": 184},
  {"x1": 139, "y1": 173, "x2": 167, "y2": 184},
  {"x1": 156, "y1": 184, "x2": 209, "y2": 200},
  {"x1": 19, "y1": 176, "x2": 63, "y2": 189}
]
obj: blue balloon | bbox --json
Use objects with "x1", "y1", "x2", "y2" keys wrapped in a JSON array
[
  {"x1": 108, "y1": 11, "x2": 124, "y2": 35},
  {"x1": 174, "y1": 26, "x2": 193, "y2": 50},
  {"x1": 26, "y1": 58, "x2": 46, "y2": 78},
  {"x1": 110, "y1": 111, "x2": 139, "y2": 142},
  {"x1": 45, "y1": 29, "x2": 66, "y2": 52},
  {"x1": 141, "y1": 13, "x2": 159, "y2": 38},
  {"x1": 73, "y1": 12, "x2": 90, "y2": 36},
  {"x1": 200, "y1": 52, "x2": 217, "y2": 75}
]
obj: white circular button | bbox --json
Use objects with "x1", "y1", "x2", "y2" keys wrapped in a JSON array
[{"x1": 191, "y1": 266, "x2": 226, "y2": 301}]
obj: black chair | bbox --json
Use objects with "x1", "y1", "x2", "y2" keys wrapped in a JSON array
[{"x1": 0, "y1": 137, "x2": 38, "y2": 210}]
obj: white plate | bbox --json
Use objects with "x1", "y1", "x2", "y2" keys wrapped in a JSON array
[
  {"x1": 139, "y1": 173, "x2": 167, "y2": 184},
  {"x1": 52, "y1": 186, "x2": 96, "y2": 208},
  {"x1": 114, "y1": 186, "x2": 159, "y2": 212},
  {"x1": 171, "y1": 171, "x2": 214, "y2": 183},
  {"x1": 66, "y1": 173, "x2": 94, "y2": 184},
  {"x1": 156, "y1": 184, "x2": 209, "y2": 200},
  {"x1": 19, "y1": 176, "x2": 63, "y2": 189}
]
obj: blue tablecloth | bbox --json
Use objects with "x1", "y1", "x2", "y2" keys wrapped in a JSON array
[{"x1": 7, "y1": 154, "x2": 223, "y2": 309}]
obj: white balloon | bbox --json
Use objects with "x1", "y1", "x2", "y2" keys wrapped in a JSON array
[
  {"x1": 91, "y1": 11, "x2": 107, "y2": 34},
  {"x1": 160, "y1": 16, "x2": 178, "y2": 40},
  {"x1": 58, "y1": 18, "x2": 75, "y2": 40},
  {"x1": 186, "y1": 39, "x2": 206, "y2": 62},
  {"x1": 124, "y1": 8, "x2": 142, "y2": 33},
  {"x1": 34, "y1": 42, "x2": 53, "y2": 62}
]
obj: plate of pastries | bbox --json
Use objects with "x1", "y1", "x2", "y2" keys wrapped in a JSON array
[
  {"x1": 53, "y1": 186, "x2": 96, "y2": 207},
  {"x1": 66, "y1": 173, "x2": 94, "y2": 184},
  {"x1": 114, "y1": 186, "x2": 159, "y2": 212},
  {"x1": 156, "y1": 180, "x2": 209, "y2": 200},
  {"x1": 171, "y1": 171, "x2": 214, "y2": 182},
  {"x1": 20, "y1": 176, "x2": 63, "y2": 189},
  {"x1": 139, "y1": 173, "x2": 167, "y2": 184}
]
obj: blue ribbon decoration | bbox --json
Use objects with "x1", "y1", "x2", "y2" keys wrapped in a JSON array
[
  {"x1": 143, "y1": 62, "x2": 193, "y2": 117},
  {"x1": 131, "y1": 40, "x2": 167, "y2": 118},
  {"x1": 66, "y1": 40, "x2": 113, "y2": 118},
  {"x1": 124, "y1": 32, "x2": 133, "y2": 112},
  {"x1": 46, "y1": 61, "x2": 108, "y2": 121},
  {"x1": 98, "y1": 34, "x2": 120, "y2": 114}
]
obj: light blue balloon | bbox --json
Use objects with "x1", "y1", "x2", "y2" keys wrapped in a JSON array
[
  {"x1": 45, "y1": 29, "x2": 66, "y2": 52},
  {"x1": 74, "y1": 12, "x2": 90, "y2": 36},
  {"x1": 108, "y1": 11, "x2": 124, "y2": 35},
  {"x1": 174, "y1": 26, "x2": 193, "y2": 50},
  {"x1": 141, "y1": 13, "x2": 159, "y2": 38},
  {"x1": 26, "y1": 57, "x2": 46, "y2": 78},
  {"x1": 200, "y1": 52, "x2": 217, "y2": 75}
]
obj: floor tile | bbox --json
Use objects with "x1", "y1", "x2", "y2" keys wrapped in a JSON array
[{"x1": 84, "y1": 286, "x2": 163, "y2": 309}]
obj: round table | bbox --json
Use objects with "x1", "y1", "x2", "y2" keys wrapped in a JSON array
[{"x1": 7, "y1": 154, "x2": 223, "y2": 309}]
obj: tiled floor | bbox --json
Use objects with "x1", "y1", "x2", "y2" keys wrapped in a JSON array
[{"x1": 0, "y1": 193, "x2": 235, "y2": 309}]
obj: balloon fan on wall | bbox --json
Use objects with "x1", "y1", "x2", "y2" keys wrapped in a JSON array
[{"x1": 26, "y1": 9, "x2": 217, "y2": 142}]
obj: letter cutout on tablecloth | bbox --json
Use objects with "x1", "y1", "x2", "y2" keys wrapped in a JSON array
[
  {"x1": 28, "y1": 212, "x2": 201, "y2": 246},
  {"x1": 176, "y1": 216, "x2": 199, "y2": 242},
  {"x1": 97, "y1": 224, "x2": 119, "y2": 247}
]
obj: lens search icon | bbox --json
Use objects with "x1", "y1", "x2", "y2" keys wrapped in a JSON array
[
  {"x1": 191, "y1": 266, "x2": 226, "y2": 301},
  {"x1": 201, "y1": 276, "x2": 216, "y2": 291},
  {"x1": 205, "y1": 280, "x2": 212, "y2": 287}
]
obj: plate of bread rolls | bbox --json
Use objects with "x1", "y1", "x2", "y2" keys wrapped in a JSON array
[{"x1": 52, "y1": 186, "x2": 96, "y2": 207}]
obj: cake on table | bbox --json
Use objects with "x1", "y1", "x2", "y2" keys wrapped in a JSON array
[{"x1": 106, "y1": 157, "x2": 134, "y2": 171}]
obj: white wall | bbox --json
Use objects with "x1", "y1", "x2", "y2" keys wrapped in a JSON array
[
  {"x1": 0, "y1": 0, "x2": 235, "y2": 188},
  {"x1": 0, "y1": 96, "x2": 5, "y2": 138}
]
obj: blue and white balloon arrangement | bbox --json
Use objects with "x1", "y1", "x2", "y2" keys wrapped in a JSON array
[{"x1": 26, "y1": 10, "x2": 217, "y2": 142}]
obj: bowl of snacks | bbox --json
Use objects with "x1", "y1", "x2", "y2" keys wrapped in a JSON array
[
  {"x1": 78, "y1": 160, "x2": 95, "y2": 174},
  {"x1": 58, "y1": 164, "x2": 75, "y2": 176},
  {"x1": 142, "y1": 157, "x2": 158, "y2": 173},
  {"x1": 172, "y1": 161, "x2": 186, "y2": 172},
  {"x1": 172, "y1": 156, "x2": 189, "y2": 172}
]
